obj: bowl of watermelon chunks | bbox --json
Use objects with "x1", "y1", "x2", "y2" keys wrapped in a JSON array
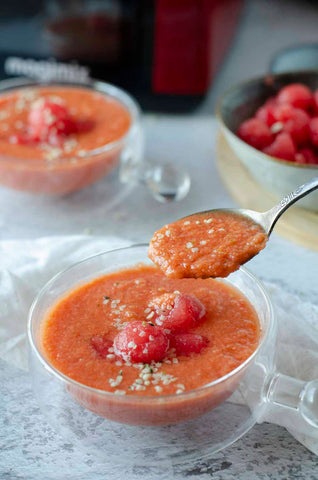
[{"x1": 217, "y1": 71, "x2": 318, "y2": 211}]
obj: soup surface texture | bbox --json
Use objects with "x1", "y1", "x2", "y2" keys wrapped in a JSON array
[
  {"x1": 0, "y1": 86, "x2": 131, "y2": 161},
  {"x1": 148, "y1": 211, "x2": 267, "y2": 279},
  {"x1": 41, "y1": 265, "x2": 260, "y2": 396}
]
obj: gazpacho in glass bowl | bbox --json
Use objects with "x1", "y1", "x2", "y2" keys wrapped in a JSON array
[
  {"x1": 28, "y1": 245, "x2": 318, "y2": 464},
  {"x1": 0, "y1": 78, "x2": 141, "y2": 195}
]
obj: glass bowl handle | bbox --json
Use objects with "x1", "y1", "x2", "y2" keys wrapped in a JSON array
[
  {"x1": 119, "y1": 123, "x2": 191, "y2": 203},
  {"x1": 264, "y1": 372, "x2": 318, "y2": 437}
]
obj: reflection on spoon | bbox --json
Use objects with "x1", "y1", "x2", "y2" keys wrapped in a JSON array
[{"x1": 149, "y1": 177, "x2": 318, "y2": 279}]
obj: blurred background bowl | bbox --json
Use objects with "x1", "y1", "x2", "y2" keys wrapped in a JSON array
[{"x1": 217, "y1": 71, "x2": 318, "y2": 211}]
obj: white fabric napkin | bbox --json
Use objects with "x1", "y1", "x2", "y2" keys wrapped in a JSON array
[{"x1": 1, "y1": 236, "x2": 318, "y2": 454}]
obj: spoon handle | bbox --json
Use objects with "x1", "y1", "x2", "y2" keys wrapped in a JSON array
[{"x1": 264, "y1": 176, "x2": 318, "y2": 234}]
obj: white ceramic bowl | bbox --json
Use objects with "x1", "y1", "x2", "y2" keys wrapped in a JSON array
[{"x1": 217, "y1": 71, "x2": 318, "y2": 211}]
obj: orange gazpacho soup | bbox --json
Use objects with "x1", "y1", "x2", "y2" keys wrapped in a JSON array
[
  {"x1": 41, "y1": 265, "x2": 260, "y2": 399},
  {"x1": 149, "y1": 211, "x2": 267, "y2": 279},
  {"x1": 0, "y1": 86, "x2": 131, "y2": 193}
]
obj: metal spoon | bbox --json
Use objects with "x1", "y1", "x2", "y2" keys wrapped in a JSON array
[
  {"x1": 149, "y1": 177, "x2": 318, "y2": 279},
  {"x1": 223, "y1": 176, "x2": 318, "y2": 236}
]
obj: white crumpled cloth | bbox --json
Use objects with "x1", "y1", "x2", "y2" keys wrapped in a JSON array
[{"x1": 1, "y1": 236, "x2": 318, "y2": 454}]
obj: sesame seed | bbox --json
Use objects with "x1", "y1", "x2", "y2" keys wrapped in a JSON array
[
  {"x1": 155, "y1": 386, "x2": 163, "y2": 393},
  {"x1": 200, "y1": 240, "x2": 207, "y2": 245},
  {"x1": 176, "y1": 389, "x2": 183, "y2": 394},
  {"x1": 115, "y1": 361, "x2": 122, "y2": 366},
  {"x1": 186, "y1": 242, "x2": 193, "y2": 249},
  {"x1": 184, "y1": 221, "x2": 190, "y2": 225},
  {"x1": 204, "y1": 218, "x2": 213, "y2": 224},
  {"x1": 107, "y1": 354, "x2": 115, "y2": 359},
  {"x1": 271, "y1": 121, "x2": 283, "y2": 133},
  {"x1": 144, "y1": 308, "x2": 151, "y2": 314},
  {"x1": 108, "y1": 347, "x2": 114, "y2": 353},
  {"x1": 146, "y1": 311, "x2": 155, "y2": 319},
  {"x1": 135, "y1": 384, "x2": 145, "y2": 391},
  {"x1": 195, "y1": 221, "x2": 200, "y2": 224},
  {"x1": 172, "y1": 358, "x2": 178, "y2": 364},
  {"x1": 135, "y1": 379, "x2": 143, "y2": 385},
  {"x1": 165, "y1": 229, "x2": 171, "y2": 237},
  {"x1": 191, "y1": 247, "x2": 199, "y2": 253},
  {"x1": 157, "y1": 233, "x2": 164, "y2": 239},
  {"x1": 208, "y1": 229, "x2": 214, "y2": 234},
  {"x1": 144, "y1": 380, "x2": 150, "y2": 386},
  {"x1": 149, "y1": 335, "x2": 154, "y2": 341}
]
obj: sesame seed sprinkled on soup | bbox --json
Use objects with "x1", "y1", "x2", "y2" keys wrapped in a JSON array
[
  {"x1": 40, "y1": 265, "x2": 260, "y2": 397},
  {"x1": 148, "y1": 211, "x2": 267, "y2": 279},
  {"x1": 0, "y1": 86, "x2": 131, "y2": 161},
  {"x1": 0, "y1": 86, "x2": 131, "y2": 194}
]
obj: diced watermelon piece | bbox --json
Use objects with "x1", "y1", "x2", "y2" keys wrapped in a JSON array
[
  {"x1": 274, "y1": 104, "x2": 310, "y2": 146},
  {"x1": 113, "y1": 321, "x2": 169, "y2": 363},
  {"x1": 255, "y1": 103, "x2": 277, "y2": 127},
  {"x1": 151, "y1": 293, "x2": 206, "y2": 332},
  {"x1": 171, "y1": 333, "x2": 209, "y2": 356},
  {"x1": 309, "y1": 117, "x2": 318, "y2": 147},
  {"x1": 295, "y1": 148, "x2": 318, "y2": 165},
  {"x1": 263, "y1": 132, "x2": 296, "y2": 161},
  {"x1": 90, "y1": 335, "x2": 114, "y2": 359},
  {"x1": 238, "y1": 118, "x2": 273, "y2": 149},
  {"x1": 277, "y1": 83, "x2": 313, "y2": 110}
]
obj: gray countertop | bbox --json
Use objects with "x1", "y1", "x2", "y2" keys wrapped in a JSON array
[
  {"x1": 1, "y1": 0, "x2": 318, "y2": 477},
  {"x1": 2, "y1": 359, "x2": 318, "y2": 480},
  {"x1": 1, "y1": 115, "x2": 318, "y2": 479}
]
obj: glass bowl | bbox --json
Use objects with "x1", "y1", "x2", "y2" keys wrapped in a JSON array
[
  {"x1": 27, "y1": 244, "x2": 318, "y2": 466},
  {"x1": 216, "y1": 71, "x2": 318, "y2": 211},
  {"x1": 0, "y1": 77, "x2": 190, "y2": 201},
  {"x1": 0, "y1": 77, "x2": 142, "y2": 195}
]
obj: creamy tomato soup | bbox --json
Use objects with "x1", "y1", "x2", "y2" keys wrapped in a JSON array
[
  {"x1": 149, "y1": 211, "x2": 267, "y2": 279},
  {"x1": 41, "y1": 265, "x2": 259, "y2": 397},
  {"x1": 0, "y1": 86, "x2": 131, "y2": 193}
]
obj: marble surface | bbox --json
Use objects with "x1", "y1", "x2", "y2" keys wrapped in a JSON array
[
  {"x1": 0, "y1": 114, "x2": 318, "y2": 478},
  {"x1": 2, "y1": 359, "x2": 318, "y2": 480},
  {"x1": 2, "y1": 0, "x2": 318, "y2": 472}
]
